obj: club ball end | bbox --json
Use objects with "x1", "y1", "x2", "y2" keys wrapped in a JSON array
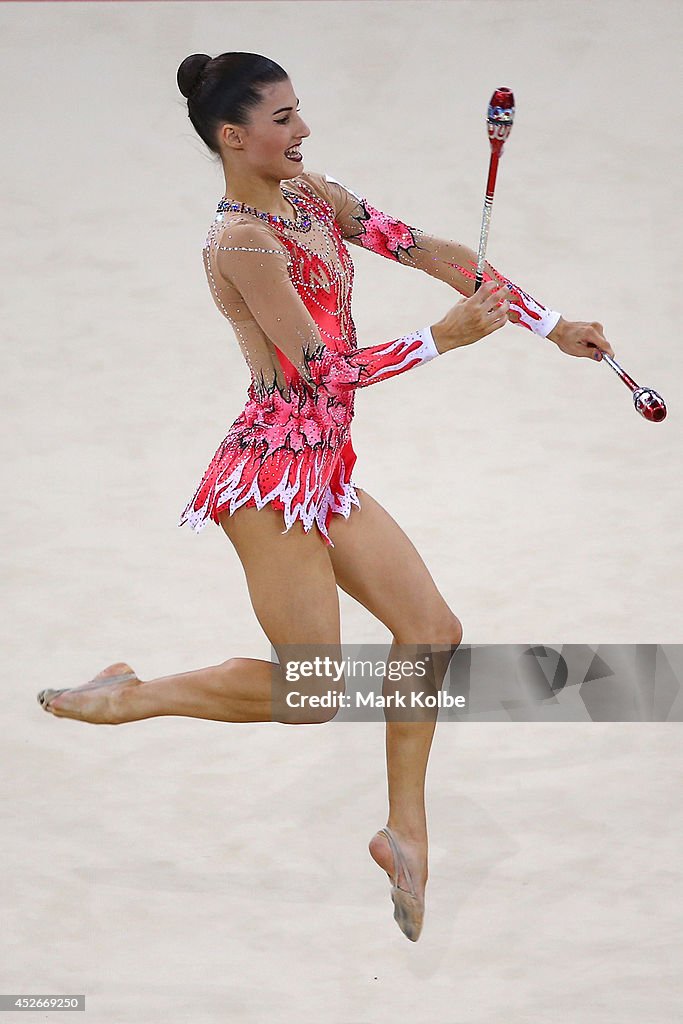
[
  {"x1": 488, "y1": 88, "x2": 515, "y2": 147},
  {"x1": 634, "y1": 388, "x2": 667, "y2": 422},
  {"x1": 490, "y1": 88, "x2": 515, "y2": 110}
]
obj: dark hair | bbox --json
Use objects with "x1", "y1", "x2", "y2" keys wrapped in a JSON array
[{"x1": 177, "y1": 52, "x2": 289, "y2": 155}]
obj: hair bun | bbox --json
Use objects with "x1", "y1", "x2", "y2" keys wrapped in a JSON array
[{"x1": 177, "y1": 53, "x2": 212, "y2": 98}]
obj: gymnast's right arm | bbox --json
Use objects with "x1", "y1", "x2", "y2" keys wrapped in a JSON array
[{"x1": 215, "y1": 221, "x2": 511, "y2": 393}]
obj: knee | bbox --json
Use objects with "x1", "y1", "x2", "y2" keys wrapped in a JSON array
[
  {"x1": 394, "y1": 610, "x2": 463, "y2": 648},
  {"x1": 303, "y1": 705, "x2": 342, "y2": 725},
  {"x1": 288, "y1": 673, "x2": 346, "y2": 723},
  {"x1": 276, "y1": 663, "x2": 346, "y2": 725},
  {"x1": 282, "y1": 699, "x2": 343, "y2": 726},
  {"x1": 447, "y1": 612, "x2": 464, "y2": 648}
]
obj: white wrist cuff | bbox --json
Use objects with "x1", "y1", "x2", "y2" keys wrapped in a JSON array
[
  {"x1": 417, "y1": 325, "x2": 441, "y2": 361},
  {"x1": 533, "y1": 309, "x2": 562, "y2": 338}
]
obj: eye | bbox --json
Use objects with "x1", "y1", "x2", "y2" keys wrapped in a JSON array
[{"x1": 276, "y1": 105, "x2": 301, "y2": 125}]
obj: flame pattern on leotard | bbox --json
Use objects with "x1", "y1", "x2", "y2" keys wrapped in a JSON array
[
  {"x1": 177, "y1": 175, "x2": 441, "y2": 546},
  {"x1": 327, "y1": 178, "x2": 561, "y2": 337},
  {"x1": 178, "y1": 172, "x2": 560, "y2": 546}
]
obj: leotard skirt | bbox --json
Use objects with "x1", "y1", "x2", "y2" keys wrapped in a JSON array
[{"x1": 177, "y1": 377, "x2": 361, "y2": 548}]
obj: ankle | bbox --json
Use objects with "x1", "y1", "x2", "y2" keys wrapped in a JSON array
[
  {"x1": 385, "y1": 821, "x2": 427, "y2": 844},
  {"x1": 109, "y1": 681, "x2": 142, "y2": 724}
]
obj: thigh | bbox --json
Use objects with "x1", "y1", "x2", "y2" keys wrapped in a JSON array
[
  {"x1": 327, "y1": 488, "x2": 461, "y2": 644},
  {"x1": 218, "y1": 503, "x2": 341, "y2": 648}
]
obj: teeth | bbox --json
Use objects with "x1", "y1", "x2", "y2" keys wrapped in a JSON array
[{"x1": 285, "y1": 147, "x2": 301, "y2": 156}]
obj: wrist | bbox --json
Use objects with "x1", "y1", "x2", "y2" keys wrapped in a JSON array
[
  {"x1": 417, "y1": 324, "x2": 442, "y2": 361},
  {"x1": 430, "y1": 322, "x2": 444, "y2": 354},
  {"x1": 546, "y1": 314, "x2": 566, "y2": 344},
  {"x1": 430, "y1": 322, "x2": 450, "y2": 354}
]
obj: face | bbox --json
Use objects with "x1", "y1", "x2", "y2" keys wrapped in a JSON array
[{"x1": 221, "y1": 78, "x2": 311, "y2": 180}]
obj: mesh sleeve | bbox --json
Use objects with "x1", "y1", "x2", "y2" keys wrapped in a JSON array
[
  {"x1": 310, "y1": 173, "x2": 562, "y2": 338},
  {"x1": 216, "y1": 220, "x2": 441, "y2": 394}
]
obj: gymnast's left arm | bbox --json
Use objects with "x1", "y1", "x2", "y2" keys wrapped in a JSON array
[{"x1": 311, "y1": 172, "x2": 614, "y2": 362}]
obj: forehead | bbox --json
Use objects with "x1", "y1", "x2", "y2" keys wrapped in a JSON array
[{"x1": 257, "y1": 78, "x2": 296, "y2": 110}]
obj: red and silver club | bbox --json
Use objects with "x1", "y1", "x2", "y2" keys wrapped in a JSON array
[
  {"x1": 473, "y1": 87, "x2": 667, "y2": 422},
  {"x1": 473, "y1": 88, "x2": 515, "y2": 293},
  {"x1": 600, "y1": 352, "x2": 667, "y2": 421}
]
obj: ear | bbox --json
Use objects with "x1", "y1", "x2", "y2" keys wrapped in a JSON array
[{"x1": 221, "y1": 124, "x2": 245, "y2": 150}]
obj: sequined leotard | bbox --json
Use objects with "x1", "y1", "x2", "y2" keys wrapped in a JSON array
[{"x1": 177, "y1": 172, "x2": 561, "y2": 546}]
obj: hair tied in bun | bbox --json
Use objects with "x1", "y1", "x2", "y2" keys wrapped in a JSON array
[
  {"x1": 178, "y1": 53, "x2": 212, "y2": 99},
  {"x1": 177, "y1": 52, "x2": 289, "y2": 156}
]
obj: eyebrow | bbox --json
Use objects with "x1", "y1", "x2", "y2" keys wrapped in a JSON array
[{"x1": 272, "y1": 98, "x2": 300, "y2": 115}]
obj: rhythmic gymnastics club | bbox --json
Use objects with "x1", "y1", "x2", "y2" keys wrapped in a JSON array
[
  {"x1": 473, "y1": 87, "x2": 515, "y2": 294},
  {"x1": 599, "y1": 353, "x2": 667, "y2": 421},
  {"x1": 472, "y1": 89, "x2": 667, "y2": 422}
]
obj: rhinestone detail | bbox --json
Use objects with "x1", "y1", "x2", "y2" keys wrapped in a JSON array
[{"x1": 216, "y1": 189, "x2": 312, "y2": 232}]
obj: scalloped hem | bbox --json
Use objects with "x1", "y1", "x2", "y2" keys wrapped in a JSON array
[{"x1": 177, "y1": 442, "x2": 362, "y2": 548}]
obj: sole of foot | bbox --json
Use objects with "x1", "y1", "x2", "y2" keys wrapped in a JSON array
[{"x1": 37, "y1": 662, "x2": 140, "y2": 724}]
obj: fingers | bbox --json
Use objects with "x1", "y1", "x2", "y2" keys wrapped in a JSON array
[
  {"x1": 486, "y1": 287, "x2": 512, "y2": 333},
  {"x1": 473, "y1": 280, "x2": 507, "y2": 308},
  {"x1": 585, "y1": 331, "x2": 614, "y2": 359},
  {"x1": 556, "y1": 322, "x2": 615, "y2": 360},
  {"x1": 485, "y1": 307, "x2": 509, "y2": 334},
  {"x1": 460, "y1": 281, "x2": 511, "y2": 339},
  {"x1": 582, "y1": 342, "x2": 613, "y2": 360},
  {"x1": 485, "y1": 283, "x2": 512, "y2": 312},
  {"x1": 468, "y1": 280, "x2": 496, "y2": 308},
  {"x1": 588, "y1": 322, "x2": 614, "y2": 357},
  {"x1": 577, "y1": 342, "x2": 611, "y2": 360}
]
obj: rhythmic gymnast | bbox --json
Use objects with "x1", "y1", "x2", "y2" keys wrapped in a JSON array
[{"x1": 37, "y1": 52, "x2": 614, "y2": 942}]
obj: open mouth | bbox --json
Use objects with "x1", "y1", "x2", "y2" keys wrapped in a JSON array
[{"x1": 284, "y1": 145, "x2": 302, "y2": 162}]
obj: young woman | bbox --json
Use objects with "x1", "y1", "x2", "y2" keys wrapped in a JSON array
[{"x1": 37, "y1": 52, "x2": 614, "y2": 942}]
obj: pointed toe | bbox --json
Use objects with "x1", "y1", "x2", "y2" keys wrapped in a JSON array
[
  {"x1": 36, "y1": 668, "x2": 138, "y2": 714},
  {"x1": 37, "y1": 688, "x2": 66, "y2": 709},
  {"x1": 375, "y1": 826, "x2": 425, "y2": 942}
]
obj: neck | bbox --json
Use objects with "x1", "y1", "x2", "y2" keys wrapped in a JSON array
[{"x1": 222, "y1": 167, "x2": 294, "y2": 218}]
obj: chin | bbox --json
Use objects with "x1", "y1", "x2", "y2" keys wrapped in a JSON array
[{"x1": 283, "y1": 161, "x2": 304, "y2": 179}]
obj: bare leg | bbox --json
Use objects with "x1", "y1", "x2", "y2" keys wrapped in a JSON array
[
  {"x1": 327, "y1": 489, "x2": 463, "y2": 922},
  {"x1": 41, "y1": 502, "x2": 345, "y2": 727},
  {"x1": 43, "y1": 657, "x2": 297, "y2": 724},
  {"x1": 373, "y1": 637, "x2": 460, "y2": 895}
]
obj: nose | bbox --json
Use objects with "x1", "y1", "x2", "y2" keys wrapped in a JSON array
[{"x1": 299, "y1": 116, "x2": 311, "y2": 139}]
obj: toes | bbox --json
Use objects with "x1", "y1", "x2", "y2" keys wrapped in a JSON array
[
  {"x1": 37, "y1": 665, "x2": 137, "y2": 714},
  {"x1": 46, "y1": 694, "x2": 69, "y2": 714},
  {"x1": 37, "y1": 688, "x2": 81, "y2": 717},
  {"x1": 37, "y1": 689, "x2": 64, "y2": 709}
]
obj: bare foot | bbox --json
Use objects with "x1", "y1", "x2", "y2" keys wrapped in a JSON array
[
  {"x1": 37, "y1": 663, "x2": 142, "y2": 724},
  {"x1": 368, "y1": 827, "x2": 428, "y2": 900}
]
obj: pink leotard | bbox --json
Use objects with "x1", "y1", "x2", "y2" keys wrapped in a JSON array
[{"x1": 177, "y1": 172, "x2": 560, "y2": 546}]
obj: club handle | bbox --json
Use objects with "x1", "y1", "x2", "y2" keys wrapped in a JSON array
[
  {"x1": 474, "y1": 151, "x2": 501, "y2": 292},
  {"x1": 601, "y1": 353, "x2": 638, "y2": 392},
  {"x1": 475, "y1": 88, "x2": 515, "y2": 292}
]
